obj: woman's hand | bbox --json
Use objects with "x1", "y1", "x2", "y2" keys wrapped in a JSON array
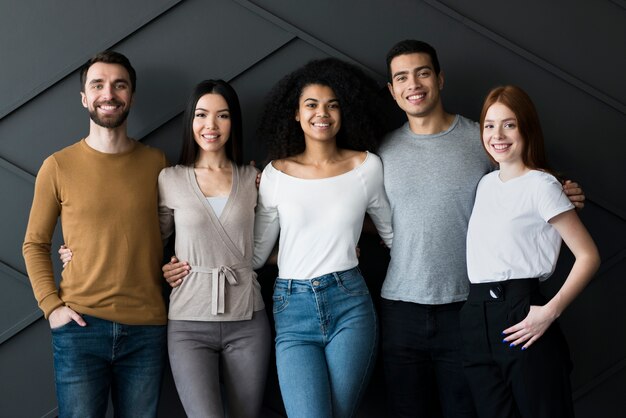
[
  {"x1": 58, "y1": 245, "x2": 73, "y2": 268},
  {"x1": 502, "y1": 304, "x2": 558, "y2": 350},
  {"x1": 163, "y1": 256, "x2": 191, "y2": 288}
]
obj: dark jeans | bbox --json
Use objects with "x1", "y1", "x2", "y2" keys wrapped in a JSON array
[
  {"x1": 51, "y1": 314, "x2": 166, "y2": 418},
  {"x1": 381, "y1": 298, "x2": 477, "y2": 418}
]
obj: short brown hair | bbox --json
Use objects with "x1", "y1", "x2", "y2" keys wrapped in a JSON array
[{"x1": 80, "y1": 51, "x2": 136, "y2": 93}]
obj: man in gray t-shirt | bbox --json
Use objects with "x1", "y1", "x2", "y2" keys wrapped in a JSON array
[{"x1": 378, "y1": 40, "x2": 583, "y2": 418}]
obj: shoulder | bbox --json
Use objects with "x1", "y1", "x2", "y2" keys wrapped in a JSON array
[
  {"x1": 158, "y1": 164, "x2": 188, "y2": 183},
  {"x1": 527, "y1": 170, "x2": 563, "y2": 192},
  {"x1": 237, "y1": 162, "x2": 261, "y2": 178},
  {"x1": 134, "y1": 141, "x2": 167, "y2": 166},
  {"x1": 379, "y1": 124, "x2": 408, "y2": 154}
]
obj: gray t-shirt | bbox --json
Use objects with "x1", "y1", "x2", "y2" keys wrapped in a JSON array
[{"x1": 379, "y1": 115, "x2": 493, "y2": 304}]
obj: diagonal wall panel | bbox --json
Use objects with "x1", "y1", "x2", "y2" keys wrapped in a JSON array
[{"x1": 0, "y1": 0, "x2": 182, "y2": 118}]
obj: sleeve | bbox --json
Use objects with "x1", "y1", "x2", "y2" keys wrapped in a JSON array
[
  {"x1": 365, "y1": 154, "x2": 393, "y2": 247},
  {"x1": 537, "y1": 174, "x2": 575, "y2": 222},
  {"x1": 252, "y1": 164, "x2": 281, "y2": 269},
  {"x1": 157, "y1": 169, "x2": 175, "y2": 242},
  {"x1": 22, "y1": 157, "x2": 64, "y2": 318}
]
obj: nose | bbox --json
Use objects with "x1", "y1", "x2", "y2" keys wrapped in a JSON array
[
  {"x1": 317, "y1": 106, "x2": 330, "y2": 118},
  {"x1": 100, "y1": 86, "x2": 113, "y2": 99}
]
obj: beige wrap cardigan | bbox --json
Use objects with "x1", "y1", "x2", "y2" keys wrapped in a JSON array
[{"x1": 158, "y1": 164, "x2": 264, "y2": 321}]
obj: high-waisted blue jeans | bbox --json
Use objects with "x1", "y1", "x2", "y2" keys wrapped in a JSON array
[
  {"x1": 272, "y1": 267, "x2": 378, "y2": 418},
  {"x1": 51, "y1": 314, "x2": 166, "y2": 418}
]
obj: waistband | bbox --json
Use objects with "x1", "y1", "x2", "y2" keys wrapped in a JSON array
[
  {"x1": 467, "y1": 278, "x2": 539, "y2": 302},
  {"x1": 274, "y1": 267, "x2": 361, "y2": 293}
]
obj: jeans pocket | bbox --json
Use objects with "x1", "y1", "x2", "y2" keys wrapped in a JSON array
[
  {"x1": 272, "y1": 294, "x2": 289, "y2": 314},
  {"x1": 337, "y1": 270, "x2": 370, "y2": 296}
]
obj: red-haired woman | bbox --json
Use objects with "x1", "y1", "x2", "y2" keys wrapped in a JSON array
[{"x1": 461, "y1": 85, "x2": 600, "y2": 418}]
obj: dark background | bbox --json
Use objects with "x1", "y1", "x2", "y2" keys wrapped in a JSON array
[{"x1": 1, "y1": 0, "x2": 624, "y2": 416}]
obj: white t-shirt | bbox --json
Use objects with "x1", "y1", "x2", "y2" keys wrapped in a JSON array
[
  {"x1": 252, "y1": 151, "x2": 393, "y2": 279},
  {"x1": 466, "y1": 170, "x2": 574, "y2": 283}
]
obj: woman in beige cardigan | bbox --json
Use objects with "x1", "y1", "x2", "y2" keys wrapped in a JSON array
[{"x1": 60, "y1": 80, "x2": 270, "y2": 418}]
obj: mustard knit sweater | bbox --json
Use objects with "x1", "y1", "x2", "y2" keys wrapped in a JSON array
[{"x1": 23, "y1": 139, "x2": 167, "y2": 325}]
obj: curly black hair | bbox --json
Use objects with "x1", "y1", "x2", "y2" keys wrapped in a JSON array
[{"x1": 257, "y1": 57, "x2": 387, "y2": 160}]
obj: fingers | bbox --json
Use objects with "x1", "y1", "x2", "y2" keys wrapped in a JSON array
[
  {"x1": 163, "y1": 256, "x2": 190, "y2": 288},
  {"x1": 70, "y1": 309, "x2": 87, "y2": 326},
  {"x1": 255, "y1": 172, "x2": 262, "y2": 189}
]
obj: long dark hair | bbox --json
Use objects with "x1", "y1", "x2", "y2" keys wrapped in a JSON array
[{"x1": 178, "y1": 80, "x2": 243, "y2": 165}]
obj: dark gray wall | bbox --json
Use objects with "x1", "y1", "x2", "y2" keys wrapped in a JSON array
[{"x1": 1, "y1": 0, "x2": 624, "y2": 416}]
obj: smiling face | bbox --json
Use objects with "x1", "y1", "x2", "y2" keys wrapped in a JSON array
[
  {"x1": 482, "y1": 102, "x2": 526, "y2": 168},
  {"x1": 80, "y1": 62, "x2": 133, "y2": 129},
  {"x1": 387, "y1": 52, "x2": 444, "y2": 120},
  {"x1": 192, "y1": 93, "x2": 231, "y2": 155},
  {"x1": 295, "y1": 84, "x2": 341, "y2": 144}
]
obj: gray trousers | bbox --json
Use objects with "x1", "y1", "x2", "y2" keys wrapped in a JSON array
[{"x1": 168, "y1": 310, "x2": 271, "y2": 418}]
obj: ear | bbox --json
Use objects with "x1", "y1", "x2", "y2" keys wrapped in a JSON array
[
  {"x1": 80, "y1": 91, "x2": 88, "y2": 108},
  {"x1": 387, "y1": 82, "x2": 396, "y2": 100},
  {"x1": 438, "y1": 71, "x2": 445, "y2": 91},
  {"x1": 295, "y1": 109, "x2": 300, "y2": 122}
]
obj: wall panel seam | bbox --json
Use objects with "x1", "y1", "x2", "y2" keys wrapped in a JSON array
[
  {"x1": 0, "y1": 0, "x2": 184, "y2": 120},
  {"x1": 423, "y1": 0, "x2": 626, "y2": 115}
]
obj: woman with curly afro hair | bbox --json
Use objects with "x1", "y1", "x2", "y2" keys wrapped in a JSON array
[{"x1": 252, "y1": 57, "x2": 393, "y2": 417}]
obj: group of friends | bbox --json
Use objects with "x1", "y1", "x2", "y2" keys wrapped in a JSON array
[{"x1": 23, "y1": 39, "x2": 599, "y2": 418}]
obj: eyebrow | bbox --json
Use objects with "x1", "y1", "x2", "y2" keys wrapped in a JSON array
[
  {"x1": 88, "y1": 78, "x2": 129, "y2": 85},
  {"x1": 392, "y1": 65, "x2": 432, "y2": 79},
  {"x1": 484, "y1": 118, "x2": 516, "y2": 122},
  {"x1": 303, "y1": 98, "x2": 339, "y2": 103},
  {"x1": 195, "y1": 107, "x2": 230, "y2": 113}
]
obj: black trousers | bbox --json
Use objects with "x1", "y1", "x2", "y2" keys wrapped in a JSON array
[
  {"x1": 381, "y1": 298, "x2": 477, "y2": 418},
  {"x1": 459, "y1": 279, "x2": 574, "y2": 418}
]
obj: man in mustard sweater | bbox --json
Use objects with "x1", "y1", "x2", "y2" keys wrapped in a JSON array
[{"x1": 23, "y1": 51, "x2": 167, "y2": 417}]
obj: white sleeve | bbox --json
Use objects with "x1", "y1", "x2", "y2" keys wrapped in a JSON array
[
  {"x1": 252, "y1": 165, "x2": 280, "y2": 269},
  {"x1": 365, "y1": 155, "x2": 393, "y2": 247},
  {"x1": 537, "y1": 174, "x2": 575, "y2": 222}
]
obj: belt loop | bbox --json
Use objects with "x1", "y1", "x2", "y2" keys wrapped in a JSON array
[{"x1": 287, "y1": 279, "x2": 292, "y2": 296}]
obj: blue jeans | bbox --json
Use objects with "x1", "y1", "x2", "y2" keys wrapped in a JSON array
[
  {"x1": 272, "y1": 267, "x2": 378, "y2": 418},
  {"x1": 51, "y1": 314, "x2": 166, "y2": 418},
  {"x1": 381, "y1": 299, "x2": 477, "y2": 418}
]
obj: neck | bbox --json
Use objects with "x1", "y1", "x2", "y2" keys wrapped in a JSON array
[
  {"x1": 194, "y1": 150, "x2": 230, "y2": 169},
  {"x1": 498, "y1": 161, "x2": 530, "y2": 182},
  {"x1": 300, "y1": 139, "x2": 341, "y2": 165},
  {"x1": 84, "y1": 122, "x2": 133, "y2": 154},
  {"x1": 407, "y1": 106, "x2": 455, "y2": 135}
]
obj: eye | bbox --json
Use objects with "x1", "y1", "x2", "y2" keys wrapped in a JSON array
[
  {"x1": 328, "y1": 103, "x2": 340, "y2": 110},
  {"x1": 194, "y1": 112, "x2": 206, "y2": 118},
  {"x1": 418, "y1": 70, "x2": 431, "y2": 78},
  {"x1": 305, "y1": 103, "x2": 317, "y2": 108},
  {"x1": 504, "y1": 122, "x2": 516, "y2": 129},
  {"x1": 218, "y1": 113, "x2": 230, "y2": 119},
  {"x1": 92, "y1": 84, "x2": 103, "y2": 90},
  {"x1": 395, "y1": 75, "x2": 407, "y2": 82},
  {"x1": 114, "y1": 82, "x2": 128, "y2": 90},
  {"x1": 484, "y1": 123, "x2": 493, "y2": 129}
]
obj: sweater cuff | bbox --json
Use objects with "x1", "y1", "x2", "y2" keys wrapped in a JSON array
[{"x1": 40, "y1": 294, "x2": 64, "y2": 319}]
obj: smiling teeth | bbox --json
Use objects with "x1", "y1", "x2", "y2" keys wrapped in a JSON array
[
  {"x1": 493, "y1": 144, "x2": 510, "y2": 150},
  {"x1": 313, "y1": 123, "x2": 330, "y2": 127},
  {"x1": 203, "y1": 134, "x2": 218, "y2": 139},
  {"x1": 408, "y1": 94, "x2": 425, "y2": 100},
  {"x1": 100, "y1": 105, "x2": 118, "y2": 110}
]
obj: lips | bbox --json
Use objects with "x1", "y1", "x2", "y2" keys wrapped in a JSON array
[
  {"x1": 492, "y1": 143, "x2": 511, "y2": 152},
  {"x1": 96, "y1": 100, "x2": 123, "y2": 113},
  {"x1": 407, "y1": 93, "x2": 426, "y2": 101}
]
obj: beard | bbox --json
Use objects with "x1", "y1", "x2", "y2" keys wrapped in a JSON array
[{"x1": 88, "y1": 101, "x2": 130, "y2": 129}]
